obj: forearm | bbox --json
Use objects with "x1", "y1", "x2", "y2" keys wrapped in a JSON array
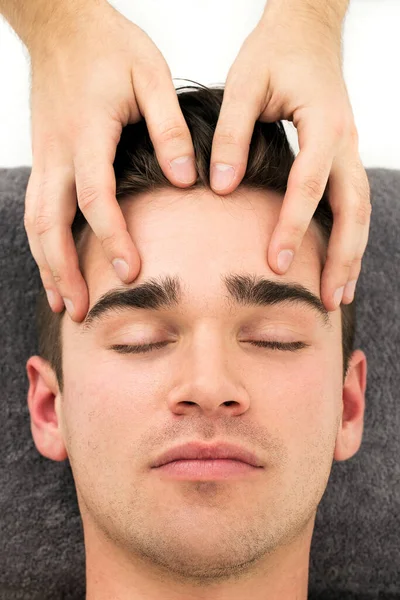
[{"x1": 0, "y1": 0, "x2": 107, "y2": 51}]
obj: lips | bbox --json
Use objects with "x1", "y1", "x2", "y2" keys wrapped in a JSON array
[{"x1": 152, "y1": 441, "x2": 263, "y2": 468}]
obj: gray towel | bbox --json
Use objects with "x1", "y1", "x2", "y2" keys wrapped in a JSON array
[{"x1": 0, "y1": 167, "x2": 399, "y2": 600}]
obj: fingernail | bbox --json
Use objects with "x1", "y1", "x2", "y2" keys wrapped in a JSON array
[
  {"x1": 45, "y1": 288, "x2": 55, "y2": 309},
  {"x1": 62, "y1": 297, "x2": 74, "y2": 317},
  {"x1": 112, "y1": 258, "x2": 129, "y2": 281},
  {"x1": 170, "y1": 155, "x2": 197, "y2": 184},
  {"x1": 334, "y1": 286, "x2": 345, "y2": 309},
  {"x1": 211, "y1": 163, "x2": 235, "y2": 191},
  {"x1": 277, "y1": 249, "x2": 294, "y2": 273},
  {"x1": 343, "y1": 279, "x2": 357, "y2": 303}
]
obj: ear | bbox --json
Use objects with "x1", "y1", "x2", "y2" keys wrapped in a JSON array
[
  {"x1": 26, "y1": 355, "x2": 68, "y2": 461},
  {"x1": 334, "y1": 349, "x2": 367, "y2": 462}
]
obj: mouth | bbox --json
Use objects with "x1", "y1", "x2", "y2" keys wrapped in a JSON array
[
  {"x1": 152, "y1": 441, "x2": 263, "y2": 470},
  {"x1": 153, "y1": 458, "x2": 262, "y2": 480}
]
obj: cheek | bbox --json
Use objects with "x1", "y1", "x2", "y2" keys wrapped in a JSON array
[
  {"x1": 255, "y1": 352, "x2": 343, "y2": 495},
  {"x1": 246, "y1": 348, "x2": 343, "y2": 454},
  {"x1": 61, "y1": 350, "x2": 167, "y2": 461}
]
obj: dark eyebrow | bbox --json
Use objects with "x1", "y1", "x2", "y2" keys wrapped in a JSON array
[{"x1": 82, "y1": 273, "x2": 331, "y2": 332}]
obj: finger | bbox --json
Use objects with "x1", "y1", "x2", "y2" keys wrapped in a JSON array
[
  {"x1": 24, "y1": 168, "x2": 65, "y2": 313},
  {"x1": 33, "y1": 165, "x2": 90, "y2": 322},
  {"x1": 341, "y1": 262, "x2": 361, "y2": 306},
  {"x1": 341, "y1": 217, "x2": 371, "y2": 304},
  {"x1": 73, "y1": 126, "x2": 141, "y2": 286},
  {"x1": 320, "y1": 156, "x2": 371, "y2": 310},
  {"x1": 134, "y1": 64, "x2": 197, "y2": 187},
  {"x1": 209, "y1": 74, "x2": 265, "y2": 194},
  {"x1": 268, "y1": 118, "x2": 334, "y2": 276},
  {"x1": 339, "y1": 179, "x2": 371, "y2": 305}
]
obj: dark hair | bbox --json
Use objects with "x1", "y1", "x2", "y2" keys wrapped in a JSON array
[{"x1": 36, "y1": 84, "x2": 355, "y2": 391}]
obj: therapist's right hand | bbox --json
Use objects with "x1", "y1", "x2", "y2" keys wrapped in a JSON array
[{"x1": 24, "y1": 2, "x2": 197, "y2": 321}]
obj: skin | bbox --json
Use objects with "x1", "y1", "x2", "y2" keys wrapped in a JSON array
[
  {"x1": 0, "y1": 0, "x2": 370, "y2": 319},
  {"x1": 27, "y1": 187, "x2": 367, "y2": 600}
]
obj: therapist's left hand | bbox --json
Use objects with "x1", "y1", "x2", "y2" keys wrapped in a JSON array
[{"x1": 210, "y1": 2, "x2": 371, "y2": 312}]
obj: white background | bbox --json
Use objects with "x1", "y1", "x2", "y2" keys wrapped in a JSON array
[{"x1": 0, "y1": 0, "x2": 398, "y2": 169}]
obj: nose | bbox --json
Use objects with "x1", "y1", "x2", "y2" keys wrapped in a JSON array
[{"x1": 166, "y1": 329, "x2": 250, "y2": 416}]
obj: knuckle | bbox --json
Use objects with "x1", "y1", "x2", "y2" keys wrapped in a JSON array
[
  {"x1": 351, "y1": 256, "x2": 362, "y2": 272},
  {"x1": 340, "y1": 256, "x2": 354, "y2": 270},
  {"x1": 78, "y1": 185, "x2": 99, "y2": 211},
  {"x1": 332, "y1": 114, "x2": 353, "y2": 141},
  {"x1": 50, "y1": 268, "x2": 63, "y2": 286},
  {"x1": 299, "y1": 176, "x2": 325, "y2": 203},
  {"x1": 157, "y1": 118, "x2": 187, "y2": 145},
  {"x1": 45, "y1": 253, "x2": 74, "y2": 289},
  {"x1": 138, "y1": 72, "x2": 159, "y2": 97},
  {"x1": 69, "y1": 118, "x2": 89, "y2": 140},
  {"x1": 99, "y1": 231, "x2": 119, "y2": 254},
  {"x1": 39, "y1": 266, "x2": 54, "y2": 288},
  {"x1": 50, "y1": 259, "x2": 83, "y2": 290},
  {"x1": 332, "y1": 118, "x2": 347, "y2": 140},
  {"x1": 284, "y1": 222, "x2": 306, "y2": 244},
  {"x1": 136, "y1": 58, "x2": 170, "y2": 93},
  {"x1": 214, "y1": 127, "x2": 241, "y2": 148},
  {"x1": 326, "y1": 248, "x2": 353, "y2": 271},
  {"x1": 35, "y1": 211, "x2": 54, "y2": 236}
]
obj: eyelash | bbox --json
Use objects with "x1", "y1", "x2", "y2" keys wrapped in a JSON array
[{"x1": 110, "y1": 340, "x2": 309, "y2": 354}]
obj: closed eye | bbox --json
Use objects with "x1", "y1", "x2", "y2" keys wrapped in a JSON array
[
  {"x1": 249, "y1": 340, "x2": 308, "y2": 351},
  {"x1": 110, "y1": 341, "x2": 170, "y2": 354},
  {"x1": 109, "y1": 340, "x2": 309, "y2": 354}
]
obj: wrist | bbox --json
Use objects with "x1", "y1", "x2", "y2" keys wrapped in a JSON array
[
  {"x1": 27, "y1": 0, "x2": 109, "y2": 58},
  {"x1": 260, "y1": 0, "x2": 347, "y2": 63},
  {"x1": 262, "y1": 0, "x2": 348, "y2": 37}
]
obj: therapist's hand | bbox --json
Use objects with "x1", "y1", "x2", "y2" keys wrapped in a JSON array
[
  {"x1": 23, "y1": 2, "x2": 197, "y2": 321},
  {"x1": 210, "y1": 0, "x2": 371, "y2": 311}
]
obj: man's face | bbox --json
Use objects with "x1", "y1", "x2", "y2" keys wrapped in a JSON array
[{"x1": 55, "y1": 187, "x2": 359, "y2": 576}]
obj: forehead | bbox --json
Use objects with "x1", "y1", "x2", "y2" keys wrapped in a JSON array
[{"x1": 79, "y1": 187, "x2": 326, "y2": 309}]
